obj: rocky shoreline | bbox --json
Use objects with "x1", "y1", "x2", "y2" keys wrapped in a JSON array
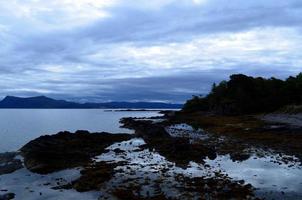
[
  {"x1": 0, "y1": 111, "x2": 302, "y2": 200},
  {"x1": 20, "y1": 130, "x2": 131, "y2": 174},
  {"x1": 165, "y1": 111, "x2": 302, "y2": 164}
]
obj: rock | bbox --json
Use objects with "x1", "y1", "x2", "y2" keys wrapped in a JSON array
[
  {"x1": 121, "y1": 118, "x2": 216, "y2": 167},
  {"x1": 113, "y1": 148, "x2": 125, "y2": 154},
  {"x1": 0, "y1": 152, "x2": 23, "y2": 175},
  {"x1": 120, "y1": 118, "x2": 169, "y2": 138},
  {"x1": 230, "y1": 153, "x2": 251, "y2": 162},
  {"x1": 0, "y1": 193, "x2": 15, "y2": 200},
  {"x1": 72, "y1": 161, "x2": 121, "y2": 192},
  {"x1": 20, "y1": 131, "x2": 132, "y2": 174},
  {"x1": 113, "y1": 189, "x2": 167, "y2": 200}
]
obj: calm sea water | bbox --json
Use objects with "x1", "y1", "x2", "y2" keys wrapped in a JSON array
[{"x1": 0, "y1": 109, "x2": 162, "y2": 152}]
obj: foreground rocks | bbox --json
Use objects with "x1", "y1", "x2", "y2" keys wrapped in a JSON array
[
  {"x1": 165, "y1": 111, "x2": 302, "y2": 164},
  {"x1": 13, "y1": 122, "x2": 263, "y2": 199},
  {"x1": 121, "y1": 118, "x2": 217, "y2": 167},
  {"x1": 20, "y1": 130, "x2": 132, "y2": 174},
  {"x1": 71, "y1": 137, "x2": 258, "y2": 200}
]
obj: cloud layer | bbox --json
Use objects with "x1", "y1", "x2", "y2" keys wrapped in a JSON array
[{"x1": 0, "y1": 0, "x2": 301, "y2": 102}]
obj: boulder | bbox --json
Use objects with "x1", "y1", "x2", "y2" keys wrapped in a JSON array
[{"x1": 20, "y1": 131, "x2": 131, "y2": 174}]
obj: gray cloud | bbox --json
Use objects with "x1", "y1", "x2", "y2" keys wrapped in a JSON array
[{"x1": 0, "y1": 0, "x2": 301, "y2": 103}]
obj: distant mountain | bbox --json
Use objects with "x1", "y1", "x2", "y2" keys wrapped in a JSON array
[{"x1": 0, "y1": 96, "x2": 183, "y2": 109}]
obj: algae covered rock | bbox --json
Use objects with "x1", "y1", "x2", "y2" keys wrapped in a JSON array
[{"x1": 20, "y1": 130, "x2": 131, "y2": 174}]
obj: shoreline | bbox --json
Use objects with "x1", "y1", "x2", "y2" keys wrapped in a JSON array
[{"x1": 1, "y1": 111, "x2": 302, "y2": 200}]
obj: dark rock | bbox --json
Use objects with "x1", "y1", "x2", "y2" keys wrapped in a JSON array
[
  {"x1": 120, "y1": 118, "x2": 169, "y2": 138},
  {"x1": 0, "y1": 152, "x2": 23, "y2": 175},
  {"x1": 230, "y1": 153, "x2": 251, "y2": 162},
  {"x1": 113, "y1": 189, "x2": 167, "y2": 200},
  {"x1": 0, "y1": 193, "x2": 15, "y2": 200},
  {"x1": 71, "y1": 161, "x2": 120, "y2": 192},
  {"x1": 121, "y1": 118, "x2": 216, "y2": 167},
  {"x1": 113, "y1": 148, "x2": 125, "y2": 154},
  {"x1": 20, "y1": 131, "x2": 132, "y2": 174}
]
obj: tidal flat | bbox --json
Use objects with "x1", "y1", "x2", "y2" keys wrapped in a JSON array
[{"x1": 1, "y1": 111, "x2": 302, "y2": 200}]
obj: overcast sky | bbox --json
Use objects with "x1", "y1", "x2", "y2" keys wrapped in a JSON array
[{"x1": 0, "y1": 0, "x2": 301, "y2": 103}]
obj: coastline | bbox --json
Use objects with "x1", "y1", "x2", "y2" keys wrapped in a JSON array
[{"x1": 0, "y1": 111, "x2": 302, "y2": 200}]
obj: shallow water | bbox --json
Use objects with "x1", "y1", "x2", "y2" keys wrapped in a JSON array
[
  {"x1": 0, "y1": 167, "x2": 100, "y2": 200},
  {"x1": 95, "y1": 138, "x2": 215, "y2": 199},
  {"x1": 0, "y1": 109, "x2": 162, "y2": 152},
  {"x1": 0, "y1": 138, "x2": 214, "y2": 200},
  {"x1": 167, "y1": 123, "x2": 302, "y2": 200},
  {"x1": 206, "y1": 155, "x2": 302, "y2": 200}
]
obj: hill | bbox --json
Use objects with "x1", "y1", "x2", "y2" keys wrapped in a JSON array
[
  {"x1": 183, "y1": 73, "x2": 302, "y2": 115},
  {"x1": 0, "y1": 96, "x2": 182, "y2": 109}
]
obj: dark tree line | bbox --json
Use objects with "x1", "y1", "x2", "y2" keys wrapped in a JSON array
[{"x1": 183, "y1": 73, "x2": 302, "y2": 115}]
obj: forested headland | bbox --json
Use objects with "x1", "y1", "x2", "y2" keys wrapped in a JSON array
[{"x1": 183, "y1": 73, "x2": 302, "y2": 115}]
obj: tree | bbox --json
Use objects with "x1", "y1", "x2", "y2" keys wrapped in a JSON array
[{"x1": 183, "y1": 72, "x2": 302, "y2": 115}]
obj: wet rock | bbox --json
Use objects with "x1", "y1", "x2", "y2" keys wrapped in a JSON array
[
  {"x1": 121, "y1": 118, "x2": 216, "y2": 167},
  {"x1": 113, "y1": 148, "x2": 125, "y2": 154},
  {"x1": 113, "y1": 189, "x2": 167, "y2": 200},
  {"x1": 230, "y1": 153, "x2": 251, "y2": 162},
  {"x1": 121, "y1": 118, "x2": 169, "y2": 138},
  {"x1": 20, "y1": 131, "x2": 132, "y2": 174},
  {"x1": 0, "y1": 193, "x2": 15, "y2": 200},
  {"x1": 175, "y1": 175, "x2": 257, "y2": 200},
  {"x1": 72, "y1": 161, "x2": 127, "y2": 192},
  {"x1": 167, "y1": 112, "x2": 302, "y2": 164},
  {"x1": 113, "y1": 189, "x2": 138, "y2": 200},
  {"x1": 0, "y1": 152, "x2": 23, "y2": 175}
]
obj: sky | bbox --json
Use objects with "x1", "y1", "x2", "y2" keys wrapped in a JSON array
[{"x1": 0, "y1": 0, "x2": 301, "y2": 103}]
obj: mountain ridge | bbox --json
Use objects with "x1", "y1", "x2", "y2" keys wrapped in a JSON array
[{"x1": 0, "y1": 96, "x2": 182, "y2": 109}]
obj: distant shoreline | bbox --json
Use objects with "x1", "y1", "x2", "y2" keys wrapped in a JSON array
[
  {"x1": 0, "y1": 96, "x2": 183, "y2": 109},
  {"x1": 104, "y1": 109, "x2": 180, "y2": 112},
  {"x1": 0, "y1": 108, "x2": 180, "y2": 111}
]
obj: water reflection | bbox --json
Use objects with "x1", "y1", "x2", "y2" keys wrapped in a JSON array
[{"x1": 206, "y1": 154, "x2": 302, "y2": 200}]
